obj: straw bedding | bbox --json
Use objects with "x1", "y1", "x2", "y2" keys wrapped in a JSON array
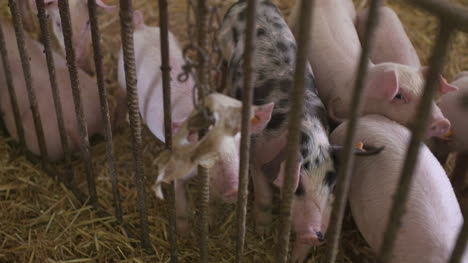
[{"x1": 0, "y1": 0, "x2": 467, "y2": 262}]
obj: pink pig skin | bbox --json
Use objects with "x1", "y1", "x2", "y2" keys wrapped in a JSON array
[
  {"x1": 438, "y1": 72, "x2": 468, "y2": 212},
  {"x1": 19, "y1": 0, "x2": 115, "y2": 75},
  {"x1": 330, "y1": 114, "x2": 467, "y2": 263},
  {"x1": 288, "y1": 0, "x2": 456, "y2": 139},
  {"x1": 0, "y1": 19, "x2": 120, "y2": 161},
  {"x1": 356, "y1": 5, "x2": 456, "y2": 138},
  {"x1": 439, "y1": 72, "x2": 468, "y2": 152},
  {"x1": 356, "y1": 6, "x2": 421, "y2": 67},
  {"x1": 117, "y1": 11, "x2": 273, "y2": 235}
]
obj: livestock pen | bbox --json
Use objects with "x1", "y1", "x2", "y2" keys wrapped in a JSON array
[{"x1": 0, "y1": 0, "x2": 467, "y2": 262}]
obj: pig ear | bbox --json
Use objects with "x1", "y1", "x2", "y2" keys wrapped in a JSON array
[
  {"x1": 273, "y1": 160, "x2": 301, "y2": 193},
  {"x1": 172, "y1": 119, "x2": 197, "y2": 143},
  {"x1": 420, "y1": 67, "x2": 458, "y2": 95},
  {"x1": 95, "y1": 0, "x2": 116, "y2": 9},
  {"x1": 133, "y1": 10, "x2": 144, "y2": 27},
  {"x1": 438, "y1": 76, "x2": 458, "y2": 95},
  {"x1": 366, "y1": 68, "x2": 399, "y2": 101},
  {"x1": 250, "y1": 102, "x2": 275, "y2": 134}
]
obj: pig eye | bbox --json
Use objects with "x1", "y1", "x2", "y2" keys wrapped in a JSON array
[{"x1": 392, "y1": 92, "x2": 407, "y2": 104}]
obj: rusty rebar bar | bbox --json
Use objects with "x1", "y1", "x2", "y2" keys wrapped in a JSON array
[
  {"x1": 275, "y1": 0, "x2": 314, "y2": 262},
  {"x1": 376, "y1": 22, "x2": 454, "y2": 263},
  {"x1": 0, "y1": 21, "x2": 25, "y2": 149},
  {"x1": 118, "y1": 0, "x2": 152, "y2": 252},
  {"x1": 235, "y1": 1, "x2": 258, "y2": 262},
  {"x1": 35, "y1": 0, "x2": 75, "y2": 187},
  {"x1": 196, "y1": 0, "x2": 211, "y2": 261},
  {"x1": 410, "y1": 0, "x2": 468, "y2": 32},
  {"x1": 448, "y1": 217, "x2": 468, "y2": 263},
  {"x1": 56, "y1": 0, "x2": 97, "y2": 204},
  {"x1": 324, "y1": 0, "x2": 382, "y2": 262},
  {"x1": 158, "y1": 0, "x2": 178, "y2": 262},
  {"x1": 88, "y1": 0, "x2": 123, "y2": 223},
  {"x1": 8, "y1": 0, "x2": 49, "y2": 163}
]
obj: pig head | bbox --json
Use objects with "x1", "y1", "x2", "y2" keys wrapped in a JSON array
[
  {"x1": 329, "y1": 63, "x2": 457, "y2": 138},
  {"x1": 41, "y1": 0, "x2": 114, "y2": 75}
]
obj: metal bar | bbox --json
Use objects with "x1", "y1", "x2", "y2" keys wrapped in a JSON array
[
  {"x1": 158, "y1": 0, "x2": 178, "y2": 262},
  {"x1": 324, "y1": 0, "x2": 382, "y2": 262},
  {"x1": 376, "y1": 22, "x2": 455, "y2": 263},
  {"x1": 409, "y1": 0, "x2": 468, "y2": 33},
  {"x1": 0, "y1": 21, "x2": 25, "y2": 149},
  {"x1": 118, "y1": 0, "x2": 152, "y2": 252},
  {"x1": 196, "y1": 0, "x2": 210, "y2": 261},
  {"x1": 275, "y1": 0, "x2": 314, "y2": 262},
  {"x1": 8, "y1": 0, "x2": 49, "y2": 163},
  {"x1": 87, "y1": 0, "x2": 123, "y2": 223},
  {"x1": 56, "y1": 0, "x2": 97, "y2": 204},
  {"x1": 235, "y1": 0, "x2": 258, "y2": 262},
  {"x1": 35, "y1": 0, "x2": 75, "y2": 188},
  {"x1": 448, "y1": 218, "x2": 468, "y2": 263}
]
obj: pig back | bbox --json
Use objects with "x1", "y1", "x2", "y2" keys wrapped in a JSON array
[
  {"x1": 330, "y1": 115, "x2": 465, "y2": 263},
  {"x1": 288, "y1": 0, "x2": 362, "y2": 105},
  {"x1": 0, "y1": 20, "x2": 103, "y2": 160},
  {"x1": 128, "y1": 26, "x2": 194, "y2": 142}
]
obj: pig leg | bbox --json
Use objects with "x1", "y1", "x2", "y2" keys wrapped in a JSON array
[
  {"x1": 252, "y1": 165, "x2": 274, "y2": 236},
  {"x1": 175, "y1": 178, "x2": 191, "y2": 235}
]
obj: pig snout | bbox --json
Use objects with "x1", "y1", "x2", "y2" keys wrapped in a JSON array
[
  {"x1": 222, "y1": 185, "x2": 238, "y2": 203},
  {"x1": 427, "y1": 117, "x2": 451, "y2": 139},
  {"x1": 210, "y1": 162, "x2": 239, "y2": 203},
  {"x1": 296, "y1": 230, "x2": 325, "y2": 246},
  {"x1": 426, "y1": 104, "x2": 451, "y2": 138}
]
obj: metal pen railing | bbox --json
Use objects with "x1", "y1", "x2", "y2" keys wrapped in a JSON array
[{"x1": 0, "y1": 0, "x2": 466, "y2": 262}]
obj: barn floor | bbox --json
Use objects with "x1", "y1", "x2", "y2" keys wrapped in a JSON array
[{"x1": 0, "y1": 0, "x2": 467, "y2": 262}]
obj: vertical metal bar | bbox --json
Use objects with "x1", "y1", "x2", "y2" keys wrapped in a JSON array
[
  {"x1": 56, "y1": 0, "x2": 97, "y2": 204},
  {"x1": 35, "y1": 0, "x2": 75, "y2": 187},
  {"x1": 158, "y1": 0, "x2": 178, "y2": 262},
  {"x1": 118, "y1": 0, "x2": 152, "y2": 252},
  {"x1": 376, "y1": 22, "x2": 454, "y2": 263},
  {"x1": 196, "y1": 0, "x2": 210, "y2": 261},
  {"x1": 0, "y1": 22, "x2": 25, "y2": 149},
  {"x1": 448, "y1": 219, "x2": 468, "y2": 263},
  {"x1": 275, "y1": 0, "x2": 314, "y2": 262},
  {"x1": 325, "y1": 0, "x2": 382, "y2": 262},
  {"x1": 8, "y1": 0, "x2": 49, "y2": 162},
  {"x1": 235, "y1": 0, "x2": 257, "y2": 262},
  {"x1": 87, "y1": 0, "x2": 123, "y2": 222}
]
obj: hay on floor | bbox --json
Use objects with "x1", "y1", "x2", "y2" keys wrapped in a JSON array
[{"x1": 0, "y1": 0, "x2": 467, "y2": 262}]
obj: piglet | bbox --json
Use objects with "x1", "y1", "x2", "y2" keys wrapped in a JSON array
[
  {"x1": 330, "y1": 114, "x2": 467, "y2": 263},
  {"x1": 20, "y1": 0, "x2": 115, "y2": 75},
  {"x1": 220, "y1": 2, "x2": 381, "y2": 261},
  {"x1": 288, "y1": 0, "x2": 457, "y2": 138},
  {"x1": 117, "y1": 11, "x2": 273, "y2": 234},
  {"x1": 0, "y1": 19, "x2": 122, "y2": 161},
  {"x1": 436, "y1": 72, "x2": 468, "y2": 212}
]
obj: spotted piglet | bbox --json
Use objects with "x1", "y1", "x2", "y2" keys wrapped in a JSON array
[
  {"x1": 117, "y1": 11, "x2": 274, "y2": 234},
  {"x1": 220, "y1": 1, "x2": 337, "y2": 260}
]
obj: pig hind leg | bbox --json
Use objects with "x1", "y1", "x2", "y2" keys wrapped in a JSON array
[{"x1": 252, "y1": 165, "x2": 274, "y2": 236}]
